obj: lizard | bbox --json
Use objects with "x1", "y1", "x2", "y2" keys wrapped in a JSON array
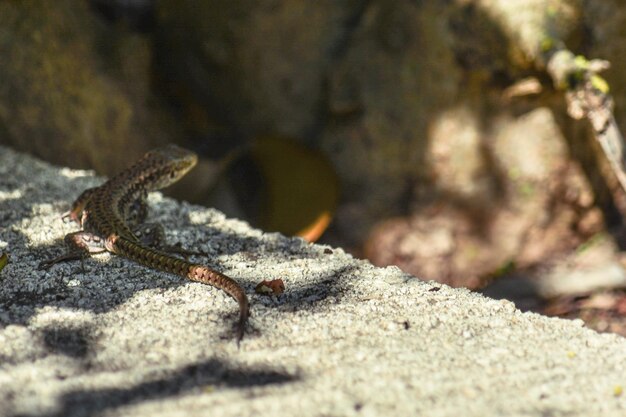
[{"x1": 40, "y1": 144, "x2": 250, "y2": 344}]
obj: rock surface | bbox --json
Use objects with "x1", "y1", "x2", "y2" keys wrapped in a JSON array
[
  {"x1": 2, "y1": 148, "x2": 626, "y2": 416},
  {"x1": 0, "y1": 0, "x2": 179, "y2": 175}
]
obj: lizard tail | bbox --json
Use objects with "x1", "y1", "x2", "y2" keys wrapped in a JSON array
[{"x1": 113, "y1": 237, "x2": 249, "y2": 343}]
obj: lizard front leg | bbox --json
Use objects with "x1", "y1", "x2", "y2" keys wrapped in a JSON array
[
  {"x1": 123, "y1": 196, "x2": 149, "y2": 229},
  {"x1": 63, "y1": 187, "x2": 100, "y2": 224},
  {"x1": 39, "y1": 231, "x2": 108, "y2": 269}
]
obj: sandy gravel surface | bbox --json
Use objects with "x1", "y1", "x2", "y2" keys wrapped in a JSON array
[{"x1": 1, "y1": 145, "x2": 625, "y2": 417}]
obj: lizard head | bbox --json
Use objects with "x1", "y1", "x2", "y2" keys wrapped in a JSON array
[{"x1": 140, "y1": 144, "x2": 199, "y2": 190}]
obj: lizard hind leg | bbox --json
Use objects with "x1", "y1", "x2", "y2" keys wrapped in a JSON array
[
  {"x1": 38, "y1": 231, "x2": 108, "y2": 270},
  {"x1": 133, "y1": 223, "x2": 207, "y2": 259},
  {"x1": 133, "y1": 223, "x2": 166, "y2": 247}
]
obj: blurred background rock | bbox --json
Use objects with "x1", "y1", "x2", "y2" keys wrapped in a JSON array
[{"x1": 3, "y1": 0, "x2": 626, "y2": 333}]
